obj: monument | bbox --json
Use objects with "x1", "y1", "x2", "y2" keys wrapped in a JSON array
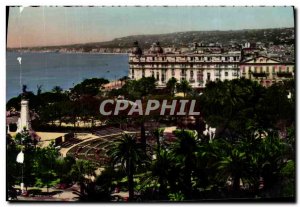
[{"x1": 16, "y1": 85, "x2": 31, "y2": 133}]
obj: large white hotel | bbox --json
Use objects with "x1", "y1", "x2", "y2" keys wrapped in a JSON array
[{"x1": 128, "y1": 41, "x2": 294, "y2": 87}]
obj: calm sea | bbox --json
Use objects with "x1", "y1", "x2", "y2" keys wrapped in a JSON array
[{"x1": 6, "y1": 52, "x2": 129, "y2": 101}]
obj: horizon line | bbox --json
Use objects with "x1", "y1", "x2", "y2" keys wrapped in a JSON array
[{"x1": 7, "y1": 26, "x2": 294, "y2": 49}]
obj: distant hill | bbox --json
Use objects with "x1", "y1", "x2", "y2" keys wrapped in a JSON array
[
  {"x1": 8, "y1": 27, "x2": 294, "y2": 51},
  {"x1": 90, "y1": 27, "x2": 294, "y2": 48}
]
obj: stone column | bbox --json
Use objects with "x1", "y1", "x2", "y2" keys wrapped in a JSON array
[{"x1": 17, "y1": 100, "x2": 31, "y2": 133}]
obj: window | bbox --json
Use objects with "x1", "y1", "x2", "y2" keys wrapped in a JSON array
[
  {"x1": 225, "y1": 72, "x2": 228, "y2": 76},
  {"x1": 151, "y1": 70, "x2": 154, "y2": 77},
  {"x1": 197, "y1": 70, "x2": 203, "y2": 82},
  {"x1": 272, "y1": 66, "x2": 275, "y2": 73},
  {"x1": 181, "y1": 69, "x2": 185, "y2": 76},
  {"x1": 152, "y1": 57, "x2": 155, "y2": 61},
  {"x1": 142, "y1": 69, "x2": 145, "y2": 77},
  {"x1": 260, "y1": 67, "x2": 263, "y2": 73},
  {"x1": 254, "y1": 67, "x2": 257, "y2": 73},
  {"x1": 172, "y1": 69, "x2": 175, "y2": 77},
  {"x1": 156, "y1": 71, "x2": 160, "y2": 81},
  {"x1": 266, "y1": 66, "x2": 269, "y2": 73},
  {"x1": 207, "y1": 72, "x2": 211, "y2": 81},
  {"x1": 190, "y1": 70, "x2": 194, "y2": 78},
  {"x1": 161, "y1": 71, "x2": 166, "y2": 82},
  {"x1": 278, "y1": 66, "x2": 282, "y2": 72},
  {"x1": 287, "y1": 67, "x2": 289, "y2": 73}
]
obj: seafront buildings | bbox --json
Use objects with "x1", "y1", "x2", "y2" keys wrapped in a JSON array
[
  {"x1": 240, "y1": 55, "x2": 294, "y2": 87},
  {"x1": 129, "y1": 41, "x2": 294, "y2": 87}
]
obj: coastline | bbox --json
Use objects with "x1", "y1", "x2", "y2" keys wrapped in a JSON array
[{"x1": 6, "y1": 50, "x2": 129, "y2": 55}]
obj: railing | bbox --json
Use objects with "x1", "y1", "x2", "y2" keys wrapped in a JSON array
[
  {"x1": 251, "y1": 72, "x2": 268, "y2": 77},
  {"x1": 276, "y1": 72, "x2": 293, "y2": 78},
  {"x1": 189, "y1": 79, "x2": 196, "y2": 83}
]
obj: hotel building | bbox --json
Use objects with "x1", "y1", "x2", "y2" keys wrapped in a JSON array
[
  {"x1": 240, "y1": 56, "x2": 294, "y2": 87},
  {"x1": 129, "y1": 42, "x2": 241, "y2": 88},
  {"x1": 129, "y1": 42, "x2": 294, "y2": 88}
]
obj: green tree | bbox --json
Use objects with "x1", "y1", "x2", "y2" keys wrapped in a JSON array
[
  {"x1": 33, "y1": 144, "x2": 60, "y2": 192},
  {"x1": 171, "y1": 130, "x2": 198, "y2": 198},
  {"x1": 176, "y1": 79, "x2": 192, "y2": 97},
  {"x1": 108, "y1": 134, "x2": 149, "y2": 201},
  {"x1": 152, "y1": 128, "x2": 165, "y2": 159},
  {"x1": 71, "y1": 78, "x2": 109, "y2": 98},
  {"x1": 70, "y1": 159, "x2": 96, "y2": 196},
  {"x1": 52, "y1": 86, "x2": 63, "y2": 94},
  {"x1": 166, "y1": 77, "x2": 178, "y2": 96}
]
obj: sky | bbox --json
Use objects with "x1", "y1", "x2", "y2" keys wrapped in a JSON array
[{"x1": 7, "y1": 6, "x2": 294, "y2": 48}]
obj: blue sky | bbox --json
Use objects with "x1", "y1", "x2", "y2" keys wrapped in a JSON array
[{"x1": 7, "y1": 6, "x2": 294, "y2": 47}]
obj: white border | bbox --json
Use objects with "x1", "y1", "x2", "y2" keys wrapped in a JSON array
[{"x1": 1, "y1": 1, "x2": 299, "y2": 207}]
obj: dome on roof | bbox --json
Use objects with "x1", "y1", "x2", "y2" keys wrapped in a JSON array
[
  {"x1": 132, "y1": 41, "x2": 142, "y2": 55},
  {"x1": 149, "y1": 42, "x2": 163, "y2": 54}
]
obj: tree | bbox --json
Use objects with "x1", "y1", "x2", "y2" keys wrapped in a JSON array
[
  {"x1": 166, "y1": 77, "x2": 178, "y2": 96},
  {"x1": 55, "y1": 156, "x2": 76, "y2": 184},
  {"x1": 216, "y1": 141, "x2": 250, "y2": 193},
  {"x1": 145, "y1": 149, "x2": 179, "y2": 199},
  {"x1": 176, "y1": 80, "x2": 192, "y2": 97},
  {"x1": 108, "y1": 134, "x2": 149, "y2": 201},
  {"x1": 152, "y1": 128, "x2": 165, "y2": 159},
  {"x1": 121, "y1": 77, "x2": 157, "y2": 150},
  {"x1": 52, "y1": 86, "x2": 63, "y2": 94},
  {"x1": 7, "y1": 134, "x2": 19, "y2": 200},
  {"x1": 200, "y1": 79, "x2": 266, "y2": 141},
  {"x1": 171, "y1": 130, "x2": 198, "y2": 199},
  {"x1": 33, "y1": 144, "x2": 60, "y2": 192},
  {"x1": 71, "y1": 78, "x2": 109, "y2": 98},
  {"x1": 70, "y1": 159, "x2": 96, "y2": 196}
]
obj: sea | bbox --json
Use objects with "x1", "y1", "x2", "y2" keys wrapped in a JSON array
[{"x1": 6, "y1": 52, "x2": 129, "y2": 101}]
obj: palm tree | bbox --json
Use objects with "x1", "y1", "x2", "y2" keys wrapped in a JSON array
[
  {"x1": 119, "y1": 76, "x2": 130, "y2": 86},
  {"x1": 176, "y1": 79, "x2": 192, "y2": 97},
  {"x1": 70, "y1": 159, "x2": 96, "y2": 196},
  {"x1": 148, "y1": 149, "x2": 179, "y2": 199},
  {"x1": 152, "y1": 128, "x2": 165, "y2": 159},
  {"x1": 171, "y1": 130, "x2": 198, "y2": 199},
  {"x1": 52, "y1": 86, "x2": 63, "y2": 94},
  {"x1": 108, "y1": 134, "x2": 149, "y2": 201},
  {"x1": 166, "y1": 77, "x2": 178, "y2": 96},
  {"x1": 217, "y1": 143, "x2": 249, "y2": 193}
]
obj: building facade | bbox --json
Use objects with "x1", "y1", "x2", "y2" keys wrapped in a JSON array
[
  {"x1": 129, "y1": 42, "x2": 294, "y2": 88},
  {"x1": 129, "y1": 42, "x2": 241, "y2": 88},
  {"x1": 240, "y1": 56, "x2": 294, "y2": 87}
]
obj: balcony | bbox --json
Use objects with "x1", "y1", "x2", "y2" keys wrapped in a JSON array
[
  {"x1": 251, "y1": 72, "x2": 268, "y2": 78},
  {"x1": 276, "y1": 72, "x2": 293, "y2": 78},
  {"x1": 189, "y1": 78, "x2": 195, "y2": 83}
]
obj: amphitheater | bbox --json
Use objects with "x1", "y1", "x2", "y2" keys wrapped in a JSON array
[
  {"x1": 58, "y1": 126, "x2": 178, "y2": 167},
  {"x1": 60, "y1": 127, "x2": 140, "y2": 166}
]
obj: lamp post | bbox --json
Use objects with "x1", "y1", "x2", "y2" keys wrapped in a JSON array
[{"x1": 16, "y1": 150, "x2": 24, "y2": 193}]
